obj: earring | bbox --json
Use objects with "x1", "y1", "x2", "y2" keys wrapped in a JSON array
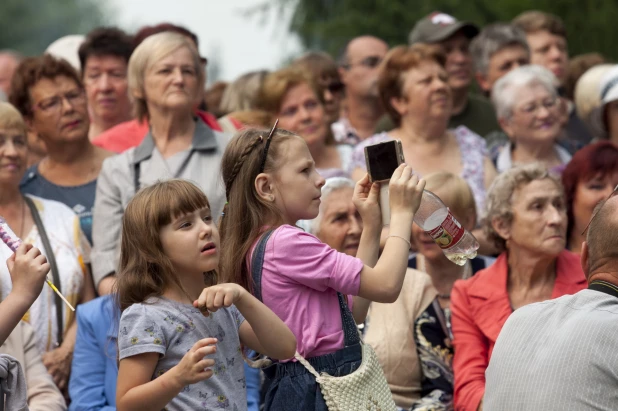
[{"x1": 269, "y1": 195, "x2": 275, "y2": 202}]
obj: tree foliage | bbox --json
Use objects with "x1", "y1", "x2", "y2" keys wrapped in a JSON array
[
  {"x1": 251, "y1": 0, "x2": 618, "y2": 61},
  {"x1": 0, "y1": 0, "x2": 111, "y2": 56}
]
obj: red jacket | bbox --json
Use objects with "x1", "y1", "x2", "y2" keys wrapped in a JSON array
[
  {"x1": 450, "y1": 250, "x2": 586, "y2": 411},
  {"x1": 91, "y1": 111, "x2": 223, "y2": 153}
]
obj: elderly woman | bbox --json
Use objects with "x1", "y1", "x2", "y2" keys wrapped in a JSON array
[
  {"x1": 450, "y1": 163, "x2": 587, "y2": 411},
  {"x1": 351, "y1": 44, "x2": 497, "y2": 219},
  {"x1": 0, "y1": 102, "x2": 95, "y2": 391},
  {"x1": 258, "y1": 67, "x2": 352, "y2": 179},
  {"x1": 491, "y1": 65, "x2": 572, "y2": 173},
  {"x1": 562, "y1": 142, "x2": 618, "y2": 255},
  {"x1": 297, "y1": 177, "x2": 362, "y2": 255},
  {"x1": 91, "y1": 32, "x2": 231, "y2": 295}
]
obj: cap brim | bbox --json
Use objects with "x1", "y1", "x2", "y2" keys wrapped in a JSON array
[{"x1": 419, "y1": 22, "x2": 479, "y2": 44}]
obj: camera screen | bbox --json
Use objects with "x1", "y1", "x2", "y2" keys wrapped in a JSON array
[{"x1": 366, "y1": 141, "x2": 400, "y2": 182}]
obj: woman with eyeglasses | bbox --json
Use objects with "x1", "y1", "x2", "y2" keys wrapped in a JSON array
[
  {"x1": 450, "y1": 163, "x2": 586, "y2": 411},
  {"x1": 258, "y1": 67, "x2": 353, "y2": 179},
  {"x1": 491, "y1": 65, "x2": 572, "y2": 174},
  {"x1": 351, "y1": 44, "x2": 497, "y2": 224},
  {"x1": 10, "y1": 54, "x2": 113, "y2": 245},
  {"x1": 0, "y1": 101, "x2": 96, "y2": 395}
]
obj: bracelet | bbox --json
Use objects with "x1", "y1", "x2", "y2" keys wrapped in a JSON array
[{"x1": 387, "y1": 235, "x2": 411, "y2": 249}]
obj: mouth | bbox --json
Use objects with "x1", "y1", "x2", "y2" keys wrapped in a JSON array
[
  {"x1": 1, "y1": 163, "x2": 20, "y2": 170},
  {"x1": 62, "y1": 119, "x2": 82, "y2": 130},
  {"x1": 200, "y1": 242, "x2": 217, "y2": 255}
]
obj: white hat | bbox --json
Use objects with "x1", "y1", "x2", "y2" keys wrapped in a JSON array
[
  {"x1": 589, "y1": 65, "x2": 618, "y2": 137},
  {"x1": 45, "y1": 35, "x2": 85, "y2": 72}
]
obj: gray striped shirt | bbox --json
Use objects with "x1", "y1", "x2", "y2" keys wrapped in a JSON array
[{"x1": 484, "y1": 289, "x2": 618, "y2": 410}]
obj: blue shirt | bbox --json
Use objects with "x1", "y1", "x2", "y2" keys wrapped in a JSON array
[{"x1": 21, "y1": 165, "x2": 96, "y2": 244}]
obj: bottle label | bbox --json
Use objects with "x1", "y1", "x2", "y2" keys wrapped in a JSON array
[{"x1": 425, "y1": 209, "x2": 465, "y2": 250}]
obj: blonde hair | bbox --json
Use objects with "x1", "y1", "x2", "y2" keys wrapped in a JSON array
[
  {"x1": 220, "y1": 70, "x2": 269, "y2": 114},
  {"x1": 0, "y1": 102, "x2": 27, "y2": 135},
  {"x1": 423, "y1": 172, "x2": 476, "y2": 226},
  {"x1": 128, "y1": 32, "x2": 205, "y2": 122},
  {"x1": 116, "y1": 179, "x2": 215, "y2": 311}
]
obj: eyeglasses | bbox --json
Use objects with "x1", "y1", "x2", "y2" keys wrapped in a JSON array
[
  {"x1": 518, "y1": 97, "x2": 558, "y2": 116},
  {"x1": 258, "y1": 119, "x2": 279, "y2": 174},
  {"x1": 344, "y1": 55, "x2": 383, "y2": 70},
  {"x1": 34, "y1": 89, "x2": 86, "y2": 115},
  {"x1": 581, "y1": 184, "x2": 618, "y2": 235}
]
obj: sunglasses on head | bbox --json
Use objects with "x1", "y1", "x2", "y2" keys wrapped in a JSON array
[{"x1": 345, "y1": 55, "x2": 383, "y2": 70}]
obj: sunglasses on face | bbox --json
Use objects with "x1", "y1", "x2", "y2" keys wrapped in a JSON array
[
  {"x1": 581, "y1": 184, "x2": 618, "y2": 235},
  {"x1": 326, "y1": 81, "x2": 345, "y2": 94},
  {"x1": 345, "y1": 55, "x2": 383, "y2": 70}
]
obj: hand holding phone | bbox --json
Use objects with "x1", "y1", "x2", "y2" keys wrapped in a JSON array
[{"x1": 364, "y1": 140, "x2": 405, "y2": 225}]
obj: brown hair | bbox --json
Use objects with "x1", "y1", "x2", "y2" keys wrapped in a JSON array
[
  {"x1": 78, "y1": 27, "x2": 134, "y2": 74},
  {"x1": 116, "y1": 179, "x2": 215, "y2": 311},
  {"x1": 219, "y1": 128, "x2": 297, "y2": 291},
  {"x1": 565, "y1": 53, "x2": 606, "y2": 100},
  {"x1": 9, "y1": 54, "x2": 83, "y2": 119},
  {"x1": 378, "y1": 44, "x2": 446, "y2": 127},
  {"x1": 512, "y1": 10, "x2": 567, "y2": 38},
  {"x1": 258, "y1": 67, "x2": 322, "y2": 115},
  {"x1": 133, "y1": 23, "x2": 200, "y2": 48}
]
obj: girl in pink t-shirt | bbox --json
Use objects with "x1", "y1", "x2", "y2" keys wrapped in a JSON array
[{"x1": 220, "y1": 127, "x2": 425, "y2": 411}]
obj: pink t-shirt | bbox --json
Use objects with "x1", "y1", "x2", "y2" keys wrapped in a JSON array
[{"x1": 249, "y1": 225, "x2": 364, "y2": 359}]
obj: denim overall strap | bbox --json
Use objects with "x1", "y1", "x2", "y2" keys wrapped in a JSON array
[
  {"x1": 250, "y1": 230, "x2": 274, "y2": 303},
  {"x1": 250, "y1": 229, "x2": 360, "y2": 347}
]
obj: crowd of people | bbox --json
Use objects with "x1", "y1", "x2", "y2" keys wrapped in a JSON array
[{"x1": 0, "y1": 8, "x2": 617, "y2": 411}]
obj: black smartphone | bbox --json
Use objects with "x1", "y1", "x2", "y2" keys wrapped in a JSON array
[{"x1": 364, "y1": 140, "x2": 405, "y2": 182}]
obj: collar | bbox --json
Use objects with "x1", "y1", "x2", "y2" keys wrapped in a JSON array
[
  {"x1": 132, "y1": 118, "x2": 219, "y2": 164},
  {"x1": 589, "y1": 280, "x2": 618, "y2": 299},
  {"x1": 496, "y1": 142, "x2": 571, "y2": 173}
]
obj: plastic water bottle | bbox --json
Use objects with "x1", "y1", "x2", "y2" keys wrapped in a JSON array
[
  {"x1": 413, "y1": 190, "x2": 479, "y2": 266},
  {"x1": 379, "y1": 185, "x2": 479, "y2": 265}
]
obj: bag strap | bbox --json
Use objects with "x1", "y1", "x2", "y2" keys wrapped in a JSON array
[
  {"x1": 250, "y1": 228, "x2": 360, "y2": 369},
  {"x1": 23, "y1": 196, "x2": 63, "y2": 346}
]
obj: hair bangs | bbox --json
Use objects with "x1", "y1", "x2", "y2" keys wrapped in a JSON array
[{"x1": 156, "y1": 180, "x2": 211, "y2": 228}]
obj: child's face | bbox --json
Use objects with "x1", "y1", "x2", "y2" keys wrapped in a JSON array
[
  {"x1": 271, "y1": 137, "x2": 326, "y2": 225},
  {"x1": 159, "y1": 207, "x2": 220, "y2": 275}
]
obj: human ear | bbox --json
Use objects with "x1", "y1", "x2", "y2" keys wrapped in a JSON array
[
  {"x1": 491, "y1": 216, "x2": 511, "y2": 242},
  {"x1": 389, "y1": 95, "x2": 408, "y2": 117},
  {"x1": 254, "y1": 173, "x2": 275, "y2": 202},
  {"x1": 581, "y1": 241, "x2": 590, "y2": 279},
  {"x1": 498, "y1": 117, "x2": 515, "y2": 139},
  {"x1": 475, "y1": 72, "x2": 491, "y2": 94}
]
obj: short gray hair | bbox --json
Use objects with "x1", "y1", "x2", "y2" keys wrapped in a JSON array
[
  {"x1": 491, "y1": 65, "x2": 558, "y2": 120},
  {"x1": 470, "y1": 23, "x2": 529, "y2": 76},
  {"x1": 297, "y1": 177, "x2": 356, "y2": 235},
  {"x1": 484, "y1": 163, "x2": 563, "y2": 251}
]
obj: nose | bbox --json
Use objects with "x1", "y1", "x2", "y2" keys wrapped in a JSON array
[
  {"x1": 316, "y1": 173, "x2": 326, "y2": 188},
  {"x1": 199, "y1": 219, "x2": 212, "y2": 239},
  {"x1": 98, "y1": 73, "x2": 112, "y2": 91},
  {"x1": 1, "y1": 140, "x2": 19, "y2": 157},
  {"x1": 547, "y1": 204, "x2": 564, "y2": 226},
  {"x1": 548, "y1": 46, "x2": 563, "y2": 61},
  {"x1": 348, "y1": 215, "x2": 362, "y2": 236},
  {"x1": 61, "y1": 95, "x2": 76, "y2": 114},
  {"x1": 323, "y1": 90, "x2": 334, "y2": 103},
  {"x1": 172, "y1": 67, "x2": 185, "y2": 85}
]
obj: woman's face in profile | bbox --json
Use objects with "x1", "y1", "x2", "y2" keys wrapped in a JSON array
[
  {"x1": 0, "y1": 127, "x2": 28, "y2": 185},
  {"x1": 315, "y1": 187, "x2": 362, "y2": 256}
]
